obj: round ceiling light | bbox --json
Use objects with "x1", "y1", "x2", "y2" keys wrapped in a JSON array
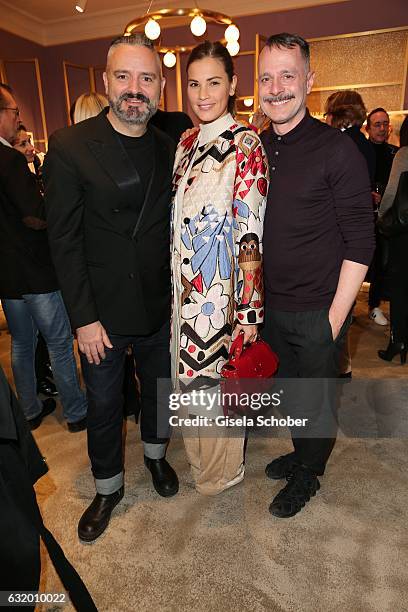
[
  {"x1": 224, "y1": 24, "x2": 239, "y2": 42},
  {"x1": 243, "y1": 98, "x2": 254, "y2": 107},
  {"x1": 145, "y1": 18, "x2": 161, "y2": 40},
  {"x1": 163, "y1": 51, "x2": 177, "y2": 68},
  {"x1": 190, "y1": 15, "x2": 207, "y2": 37},
  {"x1": 226, "y1": 41, "x2": 240, "y2": 56}
]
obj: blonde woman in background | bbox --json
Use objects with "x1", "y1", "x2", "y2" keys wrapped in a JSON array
[{"x1": 70, "y1": 92, "x2": 108, "y2": 125}]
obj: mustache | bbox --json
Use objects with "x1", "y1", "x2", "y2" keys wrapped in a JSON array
[
  {"x1": 119, "y1": 92, "x2": 151, "y2": 105},
  {"x1": 262, "y1": 94, "x2": 295, "y2": 103}
]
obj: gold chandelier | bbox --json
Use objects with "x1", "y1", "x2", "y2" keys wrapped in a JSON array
[{"x1": 124, "y1": 8, "x2": 240, "y2": 67}]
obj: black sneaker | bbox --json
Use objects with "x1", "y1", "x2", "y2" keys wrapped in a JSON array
[
  {"x1": 269, "y1": 465, "x2": 320, "y2": 518},
  {"x1": 265, "y1": 452, "x2": 300, "y2": 480},
  {"x1": 28, "y1": 398, "x2": 57, "y2": 431}
]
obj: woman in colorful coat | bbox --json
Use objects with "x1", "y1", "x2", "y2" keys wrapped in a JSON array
[{"x1": 171, "y1": 41, "x2": 269, "y2": 495}]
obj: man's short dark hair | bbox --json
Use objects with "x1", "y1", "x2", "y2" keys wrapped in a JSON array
[
  {"x1": 107, "y1": 33, "x2": 161, "y2": 73},
  {"x1": 264, "y1": 33, "x2": 310, "y2": 69},
  {"x1": 0, "y1": 82, "x2": 13, "y2": 108},
  {"x1": 366, "y1": 107, "x2": 389, "y2": 128},
  {"x1": 109, "y1": 33, "x2": 155, "y2": 53}
]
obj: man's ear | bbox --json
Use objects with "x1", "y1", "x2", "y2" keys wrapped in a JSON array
[
  {"x1": 306, "y1": 70, "x2": 315, "y2": 95},
  {"x1": 103, "y1": 72, "x2": 108, "y2": 96}
]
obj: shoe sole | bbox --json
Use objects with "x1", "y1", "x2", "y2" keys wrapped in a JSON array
[
  {"x1": 150, "y1": 478, "x2": 179, "y2": 498},
  {"x1": 145, "y1": 466, "x2": 179, "y2": 497},
  {"x1": 269, "y1": 483, "x2": 321, "y2": 518},
  {"x1": 78, "y1": 492, "x2": 124, "y2": 543},
  {"x1": 265, "y1": 469, "x2": 298, "y2": 480}
]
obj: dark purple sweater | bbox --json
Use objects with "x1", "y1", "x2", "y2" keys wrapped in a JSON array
[{"x1": 260, "y1": 110, "x2": 375, "y2": 312}]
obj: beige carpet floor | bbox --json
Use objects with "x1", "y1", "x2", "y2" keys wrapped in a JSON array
[{"x1": 1, "y1": 289, "x2": 408, "y2": 612}]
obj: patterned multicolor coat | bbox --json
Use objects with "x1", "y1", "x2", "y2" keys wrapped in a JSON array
[{"x1": 171, "y1": 113, "x2": 269, "y2": 385}]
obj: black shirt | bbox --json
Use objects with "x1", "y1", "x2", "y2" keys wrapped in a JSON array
[
  {"x1": 372, "y1": 142, "x2": 399, "y2": 192},
  {"x1": 117, "y1": 128, "x2": 154, "y2": 218},
  {"x1": 344, "y1": 126, "x2": 376, "y2": 188},
  {"x1": 260, "y1": 110, "x2": 375, "y2": 312}
]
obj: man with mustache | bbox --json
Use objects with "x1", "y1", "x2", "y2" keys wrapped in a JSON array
[
  {"x1": 43, "y1": 34, "x2": 178, "y2": 542},
  {"x1": 258, "y1": 33, "x2": 375, "y2": 517}
]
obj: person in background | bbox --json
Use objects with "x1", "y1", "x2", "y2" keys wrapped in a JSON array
[
  {"x1": 258, "y1": 33, "x2": 374, "y2": 517},
  {"x1": 366, "y1": 107, "x2": 399, "y2": 189},
  {"x1": 11, "y1": 124, "x2": 36, "y2": 163},
  {"x1": 377, "y1": 115, "x2": 408, "y2": 364},
  {"x1": 69, "y1": 92, "x2": 108, "y2": 125},
  {"x1": 0, "y1": 83, "x2": 87, "y2": 432},
  {"x1": 0, "y1": 363, "x2": 96, "y2": 609},
  {"x1": 324, "y1": 90, "x2": 375, "y2": 184},
  {"x1": 150, "y1": 107, "x2": 194, "y2": 143},
  {"x1": 365, "y1": 107, "x2": 399, "y2": 326},
  {"x1": 324, "y1": 90, "x2": 376, "y2": 378},
  {"x1": 171, "y1": 41, "x2": 268, "y2": 495},
  {"x1": 11, "y1": 124, "x2": 58, "y2": 398}
]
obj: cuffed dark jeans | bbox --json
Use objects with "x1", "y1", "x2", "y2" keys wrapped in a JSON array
[
  {"x1": 80, "y1": 321, "x2": 171, "y2": 482},
  {"x1": 262, "y1": 307, "x2": 351, "y2": 475}
]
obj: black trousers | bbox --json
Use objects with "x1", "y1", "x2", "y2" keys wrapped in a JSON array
[
  {"x1": 80, "y1": 321, "x2": 171, "y2": 480},
  {"x1": 262, "y1": 307, "x2": 350, "y2": 475},
  {"x1": 368, "y1": 232, "x2": 387, "y2": 309},
  {"x1": 389, "y1": 234, "x2": 408, "y2": 343}
]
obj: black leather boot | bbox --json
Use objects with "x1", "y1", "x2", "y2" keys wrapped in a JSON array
[
  {"x1": 144, "y1": 456, "x2": 179, "y2": 497},
  {"x1": 78, "y1": 487, "x2": 124, "y2": 542},
  {"x1": 378, "y1": 337, "x2": 407, "y2": 364}
]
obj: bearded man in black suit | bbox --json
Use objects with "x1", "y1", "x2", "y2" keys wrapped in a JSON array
[{"x1": 44, "y1": 34, "x2": 178, "y2": 543}]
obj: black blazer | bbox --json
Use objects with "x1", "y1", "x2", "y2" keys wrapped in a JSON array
[
  {"x1": 43, "y1": 110, "x2": 175, "y2": 335},
  {"x1": 0, "y1": 143, "x2": 59, "y2": 298}
]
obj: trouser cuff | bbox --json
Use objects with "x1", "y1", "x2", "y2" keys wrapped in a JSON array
[
  {"x1": 143, "y1": 441, "x2": 167, "y2": 459},
  {"x1": 95, "y1": 472, "x2": 123, "y2": 495}
]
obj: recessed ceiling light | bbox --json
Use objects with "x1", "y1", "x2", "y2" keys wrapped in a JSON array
[{"x1": 75, "y1": 0, "x2": 87, "y2": 13}]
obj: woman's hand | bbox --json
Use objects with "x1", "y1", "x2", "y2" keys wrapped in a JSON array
[{"x1": 232, "y1": 323, "x2": 258, "y2": 344}]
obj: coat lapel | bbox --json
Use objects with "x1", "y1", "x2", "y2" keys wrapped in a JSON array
[
  {"x1": 131, "y1": 126, "x2": 172, "y2": 238},
  {"x1": 86, "y1": 111, "x2": 142, "y2": 201},
  {"x1": 85, "y1": 113, "x2": 172, "y2": 238}
]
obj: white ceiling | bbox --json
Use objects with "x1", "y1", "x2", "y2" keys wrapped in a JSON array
[{"x1": 0, "y1": 0, "x2": 348, "y2": 45}]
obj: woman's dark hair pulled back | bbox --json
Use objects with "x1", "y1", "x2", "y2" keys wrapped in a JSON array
[{"x1": 186, "y1": 41, "x2": 236, "y2": 114}]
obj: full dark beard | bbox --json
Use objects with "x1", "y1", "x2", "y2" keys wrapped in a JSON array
[{"x1": 109, "y1": 92, "x2": 158, "y2": 125}]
